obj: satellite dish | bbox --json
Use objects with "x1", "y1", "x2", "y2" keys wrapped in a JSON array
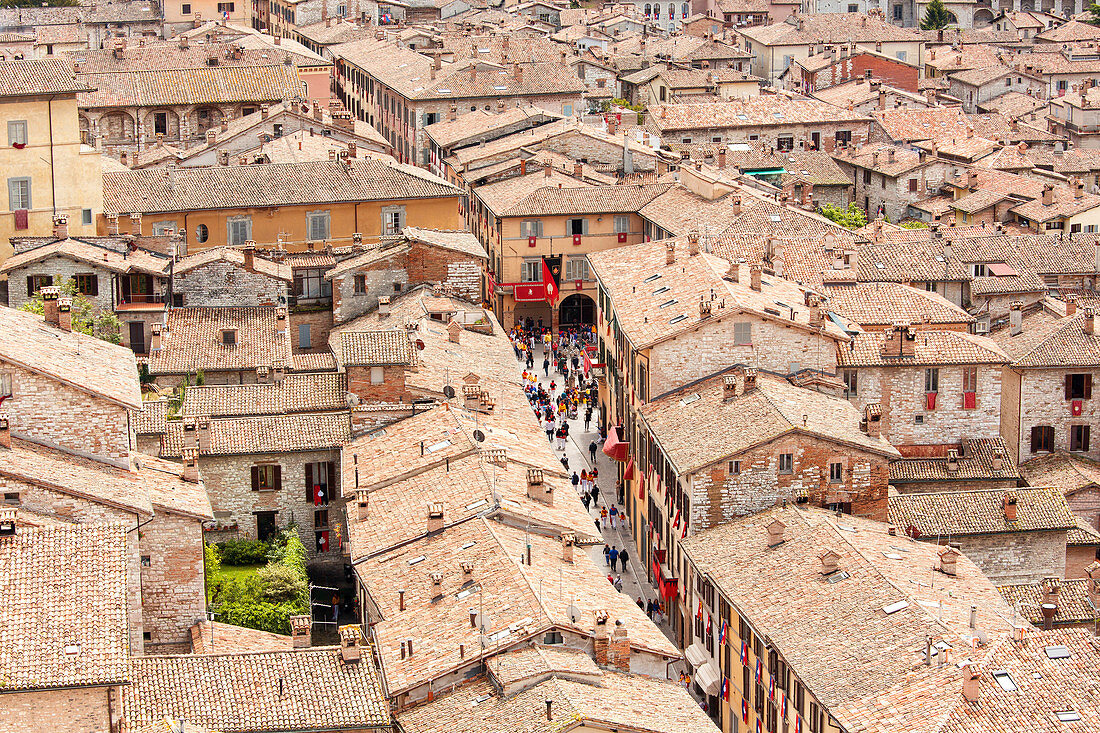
[
  {"x1": 567, "y1": 604, "x2": 581, "y2": 623},
  {"x1": 443, "y1": 385, "x2": 456, "y2": 399},
  {"x1": 415, "y1": 338, "x2": 425, "y2": 351},
  {"x1": 473, "y1": 429, "x2": 486, "y2": 443}
]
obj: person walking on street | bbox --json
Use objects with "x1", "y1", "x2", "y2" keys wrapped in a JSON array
[
  {"x1": 571, "y1": 472, "x2": 579, "y2": 492},
  {"x1": 600, "y1": 506, "x2": 609, "y2": 529},
  {"x1": 603, "y1": 543, "x2": 611, "y2": 565},
  {"x1": 636, "y1": 597, "x2": 645, "y2": 610},
  {"x1": 609, "y1": 505, "x2": 618, "y2": 529},
  {"x1": 590, "y1": 485, "x2": 600, "y2": 506},
  {"x1": 332, "y1": 593, "x2": 341, "y2": 623},
  {"x1": 609, "y1": 546, "x2": 619, "y2": 571},
  {"x1": 589, "y1": 440, "x2": 598, "y2": 464},
  {"x1": 613, "y1": 575, "x2": 623, "y2": 593},
  {"x1": 618, "y1": 547, "x2": 629, "y2": 569},
  {"x1": 543, "y1": 356, "x2": 550, "y2": 376},
  {"x1": 581, "y1": 491, "x2": 591, "y2": 511},
  {"x1": 584, "y1": 408, "x2": 593, "y2": 431}
]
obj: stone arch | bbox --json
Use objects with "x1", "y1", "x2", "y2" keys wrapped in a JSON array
[
  {"x1": 192, "y1": 105, "x2": 225, "y2": 136},
  {"x1": 143, "y1": 108, "x2": 181, "y2": 142},
  {"x1": 973, "y1": 7, "x2": 995, "y2": 25},
  {"x1": 100, "y1": 110, "x2": 136, "y2": 143}
]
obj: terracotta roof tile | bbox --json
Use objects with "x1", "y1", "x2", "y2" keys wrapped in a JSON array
[
  {"x1": 162, "y1": 412, "x2": 351, "y2": 456},
  {"x1": 181, "y1": 372, "x2": 349, "y2": 417},
  {"x1": 0, "y1": 57, "x2": 90, "y2": 97},
  {"x1": 337, "y1": 329, "x2": 418, "y2": 367},
  {"x1": 1019, "y1": 450, "x2": 1100, "y2": 494},
  {"x1": 150, "y1": 306, "x2": 292, "y2": 375},
  {"x1": 888, "y1": 487, "x2": 1077, "y2": 536},
  {"x1": 824, "y1": 281, "x2": 972, "y2": 327},
  {"x1": 837, "y1": 329, "x2": 1008, "y2": 367},
  {"x1": 890, "y1": 438, "x2": 1021, "y2": 484}
]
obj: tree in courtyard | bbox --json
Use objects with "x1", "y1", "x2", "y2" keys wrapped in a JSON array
[
  {"x1": 19, "y1": 278, "x2": 121, "y2": 344},
  {"x1": 920, "y1": 0, "x2": 953, "y2": 30}
]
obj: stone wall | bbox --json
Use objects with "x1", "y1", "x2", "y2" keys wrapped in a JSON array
[
  {"x1": 5, "y1": 256, "x2": 116, "y2": 312},
  {"x1": 290, "y1": 307, "x2": 334, "y2": 352},
  {"x1": 1016, "y1": 368, "x2": 1100, "y2": 463},
  {"x1": 141, "y1": 510, "x2": 206, "y2": 652},
  {"x1": 347, "y1": 364, "x2": 408, "y2": 403},
  {"x1": 197, "y1": 448, "x2": 344, "y2": 559},
  {"x1": 649, "y1": 316, "x2": 837, "y2": 397},
  {"x1": 847, "y1": 363, "x2": 1002, "y2": 447},
  {"x1": 1, "y1": 359, "x2": 133, "y2": 461},
  {"x1": 174, "y1": 260, "x2": 288, "y2": 307},
  {"x1": 952, "y1": 529, "x2": 1068, "y2": 585},
  {"x1": 0, "y1": 686, "x2": 116, "y2": 733},
  {"x1": 689, "y1": 431, "x2": 892, "y2": 528}
]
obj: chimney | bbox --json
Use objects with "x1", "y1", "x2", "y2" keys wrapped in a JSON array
[
  {"x1": 946, "y1": 448, "x2": 959, "y2": 473},
  {"x1": 1003, "y1": 491, "x2": 1018, "y2": 522},
  {"x1": 819, "y1": 549, "x2": 840, "y2": 575},
  {"x1": 460, "y1": 561, "x2": 473, "y2": 584},
  {"x1": 348, "y1": 142, "x2": 356, "y2": 158},
  {"x1": 339, "y1": 625, "x2": 362, "y2": 664},
  {"x1": 179, "y1": 34, "x2": 189, "y2": 50},
  {"x1": 750, "y1": 264, "x2": 762, "y2": 291},
  {"x1": 544, "y1": 162, "x2": 552, "y2": 178},
  {"x1": 766, "y1": 519, "x2": 785, "y2": 547},
  {"x1": 1067, "y1": 295, "x2": 1077, "y2": 316},
  {"x1": 427, "y1": 502, "x2": 444, "y2": 533},
  {"x1": 609, "y1": 622, "x2": 631, "y2": 672},
  {"x1": 0, "y1": 413, "x2": 10, "y2": 450},
  {"x1": 260, "y1": 104, "x2": 270, "y2": 120},
  {"x1": 447, "y1": 319, "x2": 462, "y2": 344},
  {"x1": 1043, "y1": 576, "x2": 1062, "y2": 607},
  {"x1": 1076, "y1": 178, "x2": 1085, "y2": 199},
  {"x1": 723, "y1": 375, "x2": 741, "y2": 400},
  {"x1": 52, "y1": 214, "x2": 68, "y2": 239},
  {"x1": 991, "y1": 447, "x2": 1005, "y2": 471},
  {"x1": 196, "y1": 417, "x2": 212, "y2": 454},
  {"x1": 57, "y1": 297, "x2": 72, "y2": 332},
  {"x1": 1009, "y1": 301, "x2": 1023, "y2": 336},
  {"x1": 687, "y1": 230, "x2": 700, "y2": 256},
  {"x1": 378, "y1": 296, "x2": 391, "y2": 316},
  {"x1": 573, "y1": 161, "x2": 583, "y2": 177},
  {"x1": 1086, "y1": 562, "x2": 1100, "y2": 621},
  {"x1": 863, "y1": 403, "x2": 882, "y2": 439},
  {"x1": 130, "y1": 213, "x2": 143, "y2": 236},
  {"x1": 545, "y1": 700, "x2": 553, "y2": 720},
  {"x1": 181, "y1": 446, "x2": 200, "y2": 483},
  {"x1": 1042, "y1": 184, "x2": 1054, "y2": 206},
  {"x1": 526, "y1": 468, "x2": 552, "y2": 505},
  {"x1": 242, "y1": 242, "x2": 256, "y2": 272},
  {"x1": 430, "y1": 571, "x2": 443, "y2": 601},
  {"x1": 356, "y1": 490, "x2": 369, "y2": 522},
  {"x1": 276, "y1": 306, "x2": 288, "y2": 337},
  {"x1": 289, "y1": 615, "x2": 311, "y2": 648},
  {"x1": 448, "y1": 104, "x2": 457, "y2": 122},
  {"x1": 938, "y1": 546, "x2": 959, "y2": 576},
  {"x1": 1041, "y1": 602, "x2": 1057, "y2": 630},
  {"x1": 562, "y1": 533, "x2": 575, "y2": 563},
  {"x1": 665, "y1": 242, "x2": 675, "y2": 266},
  {"x1": 961, "y1": 662, "x2": 981, "y2": 703},
  {"x1": 107, "y1": 215, "x2": 120, "y2": 236},
  {"x1": 41, "y1": 285, "x2": 60, "y2": 326}
]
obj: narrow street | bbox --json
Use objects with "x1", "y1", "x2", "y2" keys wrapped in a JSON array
[{"x1": 516, "y1": 339, "x2": 690, "y2": 682}]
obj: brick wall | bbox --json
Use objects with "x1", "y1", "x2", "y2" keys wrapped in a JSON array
[
  {"x1": 689, "y1": 431, "x2": 892, "y2": 527},
  {"x1": 347, "y1": 364, "x2": 408, "y2": 403},
  {"x1": 141, "y1": 510, "x2": 206, "y2": 652},
  {"x1": 846, "y1": 363, "x2": 1002, "y2": 447},
  {"x1": 1, "y1": 359, "x2": 133, "y2": 461},
  {"x1": 1067, "y1": 487, "x2": 1100, "y2": 530},
  {"x1": 1015, "y1": 369, "x2": 1100, "y2": 463},
  {"x1": 649, "y1": 316, "x2": 838, "y2": 397},
  {"x1": 290, "y1": 307, "x2": 333, "y2": 352},
  {"x1": 405, "y1": 242, "x2": 484, "y2": 303},
  {"x1": 174, "y1": 260, "x2": 288, "y2": 307},
  {"x1": 197, "y1": 449, "x2": 344, "y2": 560},
  {"x1": 949, "y1": 529, "x2": 1068, "y2": 585},
  {"x1": 0, "y1": 686, "x2": 115, "y2": 733},
  {"x1": 1066, "y1": 544, "x2": 1099, "y2": 578},
  {"x1": 6, "y1": 257, "x2": 117, "y2": 312},
  {"x1": 809, "y1": 55, "x2": 920, "y2": 93}
]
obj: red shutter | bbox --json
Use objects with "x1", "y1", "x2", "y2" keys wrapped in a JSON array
[
  {"x1": 305, "y1": 463, "x2": 314, "y2": 503},
  {"x1": 273, "y1": 465, "x2": 282, "y2": 491},
  {"x1": 1066, "y1": 375, "x2": 1073, "y2": 400},
  {"x1": 251, "y1": 466, "x2": 260, "y2": 491}
]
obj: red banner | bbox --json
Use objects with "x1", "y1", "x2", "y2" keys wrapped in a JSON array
[
  {"x1": 513, "y1": 282, "x2": 548, "y2": 302},
  {"x1": 543, "y1": 258, "x2": 558, "y2": 303}
]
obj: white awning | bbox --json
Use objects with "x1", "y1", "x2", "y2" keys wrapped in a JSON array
[
  {"x1": 696, "y1": 660, "x2": 721, "y2": 697},
  {"x1": 685, "y1": 642, "x2": 709, "y2": 668}
]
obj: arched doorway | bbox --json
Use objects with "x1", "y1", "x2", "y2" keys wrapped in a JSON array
[
  {"x1": 559, "y1": 293, "x2": 595, "y2": 328},
  {"x1": 973, "y1": 7, "x2": 995, "y2": 25}
]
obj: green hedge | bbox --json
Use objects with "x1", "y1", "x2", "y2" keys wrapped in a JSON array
[
  {"x1": 216, "y1": 601, "x2": 301, "y2": 635},
  {"x1": 217, "y1": 539, "x2": 270, "y2": 565},
  {"x1": 209, "y1": 528, "x2": 311, "y2": 635}
]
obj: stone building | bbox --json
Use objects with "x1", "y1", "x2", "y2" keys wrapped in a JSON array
[
  {"x1": 888, "y1": 486, "x2": 1077, "y2": 584},
  {"x1": 831, "y1": 143, "x2": 945, "y2": 221},
  {"x1": 173, "y1": 245, "x2": 292, "y2": 307},
  {"x1": 327, "y1": 227, "x2": 486, "y2": 324},
  {"x1": 836, "y1": 324, "x2": 1008, "y2": 450}
]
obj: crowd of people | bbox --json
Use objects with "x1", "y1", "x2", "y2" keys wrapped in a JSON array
[{"x1": 508, "y1": 319, "x2": 670, "y2": 630}]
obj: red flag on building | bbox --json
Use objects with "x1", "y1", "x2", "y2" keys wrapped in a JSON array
[{"x1": 542, "y1": 257, "x2": 558, "y2": 304}]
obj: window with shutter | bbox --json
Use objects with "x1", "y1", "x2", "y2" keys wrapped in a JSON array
[
  {"x1": 306, "y1": 211, "x2": 330, "y2": 241},
  {"x1": 273, "y1": 465, "x2": 282, "y2": 491},
  {"x1": 1031, "y1": 425, "x2": 1054, "y2": 453},
  {"x1": 305, "y1": 462, "x2": 314, "y2": 503},
  {"x1": 1067, "y1": 373, "x2": 1091, "y2": 399},
  {"x1": 251, "y1": 465, "x2": 260, "y2": 491}
]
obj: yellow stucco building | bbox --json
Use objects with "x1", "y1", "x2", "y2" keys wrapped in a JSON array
[
  {"x1": 100, "y1": 156, "x2": 463, "y2": 252},
  {"x1": 0, "y1": 58, "x2": 104, "y2": 266}
]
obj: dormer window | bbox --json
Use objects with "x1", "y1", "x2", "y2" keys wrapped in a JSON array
[{"x1": 221, "y1": 328, "x2": 238, "y2": 346}]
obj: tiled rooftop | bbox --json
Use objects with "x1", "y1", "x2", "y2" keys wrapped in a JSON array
[
  {"x1": 888, "y1": 487, "x2": 1077, "y2": 536},
  {"x1": 836, "y1": 329, "x2": 1008, "y2": 368},
  {"x1": 149, "y1": 307, "x2": 292, "y2": 375}
]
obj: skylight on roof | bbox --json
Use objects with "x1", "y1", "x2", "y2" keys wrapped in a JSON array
[
  {"x1": 769, "y1": 214, "x2": 782, "y2": 222},
  {"x1": 882, "y1": 552, "x2": 903, "y2": 560},
  {"x1": 473, "y1": 694, "x2": 492, "y2": 705},
  {"x1": 670, "y1": 314, "x2": 688, "y2": 324},
  {"x1": 992, "y1": 671, "x2": 1018, "y2": 692},
  {"x1": 426, "y1": 440, "x2": 452, "y2": 453},
  {"x1": 659, "y1": 299, "x2": 678, "y2": 308},
  {"x1": 737, "y1": 114, "x2": 749, "y2": 120},
  {"x1": 679, "y1": 393, "x2": 701, "y2": 406},
  {"x1": 501, "y1": 498, "x2": 521, "y2": 509},
  {"x1": 437, "y1": 88, "x2": 452, "y2": 94},
  {"x1": 826, "y1": 570, "x2": 850, "y2": 584},
  {"x1": 883, "y1": 600, "x2": 909, "y2": 614},
  {"x1": 465, "y1": 499, "x2": 489, "y2": 511},
  {"x1": 644, "y1": 273, "x2": 663, "y2": 282},
  {"x1": 1056, "y1": 711, "x2": 1082, "y2": 722},
  {"x1": 1044, "y1": 645, "x2": 1071, "y2": 660},
  {"x1": 456, "y1": 588, "x2": 474, "y2": 600},
  {"x1": 653, "y1": 286, "x2": 670, "y2": 295},
  {"x1": 494, "y1": 85, "x2": 508, "y2": 91},
  {"x1": 461, "y1": 541, "x2": 477, "y2": 550},
  {"x1": 875, "y1": 262, "x2": 886, "y2": 269},
  {"x1": 408, "y1": 555, "x2": 427, "y2": 565}
]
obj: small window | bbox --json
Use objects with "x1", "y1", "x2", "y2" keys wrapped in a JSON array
[
  {"x1": 7, "y1": 120, "x2": 27, "y2": 146},
  {"x1": 252, "y1": 464, "x2": 278, "y2": 491},
  {"x1": 564, "y1": 256, "x2": 590, "y2": 282},
  {"x1": 843, "y1": 369, "x2": 857, "y2": 397},
  {"x1": 26, "y1": 274, "x2": 52, "y2": 297},
  {"x1": 778, "y1": 454, "x2": 793, "y2": 474},
  {"x1": 306, "y1": 211, "x2": 330, "y2": 241},
  {"x1": 195, "y1": 223, "x2": 209, "y2": 243},
  {"x1": 613, "y1": 215, "x2": 630, "y2": 234},
  {"x1": 1031, "y1": 425, "x2": 1055, "y2": 453},
  {"x1": 520, "y1": 219, "x2": 543, "y2": 238},
  {"x1": 729, "y1": 460, "x2": 740, "y2": 474},
  {"x1": 733, "y1": 321, "x2": 752, "y2": 346},
  {"x1": 0, "y1": 372, "x2": 11, "y2": 399},
  {"x1": 393, "y1": 281, "x2": 402, "y2": 292},
  {"x1": 1066, "y1": 373, "x2": 1092, "y2": 400},
  {"x1": 3, "y1": 491, "x2": 20, "y2": 504},
  {"x1": 370, "y1": 366, "x2": 384, "y2": 385},
  {"x1": 182, "y1": 2, "x2": 191, "y2": 12},
  {"x1": 829, "y1": 462, "x2": 843, "y2": 483},
  {"x1": 298, "y1": 323, "x2": 311, "y2": 349},
  {"x1": 81, "y1": 208, "x2": 92, "y2": 225},
  {"x1": 227, "y1": 216, "x2": 251, "y2": 245},
  {"x1": 1071, "y1": 424, "x2": 1090, "y2": 453},
  {"x1": 382, "y1": 205, "x2": 406, "y2": 235},
  {"x1": 925, "y1": 368, "x2": 939, "y2": 393},
  {"x1": 221, "y1": 329, "x2": 237, "y2": 346},
  {"x1": 74, "y1": 273, "x2": 98, "y2": 297},
  {"x1": 8, "y1": 177, "x2": 30, "y2": 210},
  {"x1": 991, "y1": 671, "x2": 1017, "y2": 692},
  {"x1": 847, "y1": 3, "x2": 858, "y2": 10},
  {"x1": 568, "y1": 218, "x2": 587, "y2": 236},
  {"x1": 217, "y1": 1, "x2": 234, "y2": 11},
  {"x1": 962, "y1": 366, "x2": 978, "y2": 393},
  {"x1": 353, "y1": 274, "x2": 367, "y2": 294},
  {"x1": 521, "y1": 259, "x2": 541, "y2": 283},
  {"x1": 908, "y1": 178, "x2": 918, "y2": 192},
  {"x1": 970, "y1": 263, "x2": 987, "y2": 277}
]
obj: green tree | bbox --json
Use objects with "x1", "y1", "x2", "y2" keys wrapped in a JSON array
[
  {"x1": 19, "y1": 278, "x2": 121, "y2": 344},
  {"x1": 920, "y1": 0, "x2": 953, "y2": 30},
  {"x1": 203, "y1": 542, "x2": 221, "y2": 603},
  {"x1": 819, "y1": 203, "x2": 869, "y2": 230},
  {"x1": 1090, "y1": 2, "x2": 1100, "y2": 25}
]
